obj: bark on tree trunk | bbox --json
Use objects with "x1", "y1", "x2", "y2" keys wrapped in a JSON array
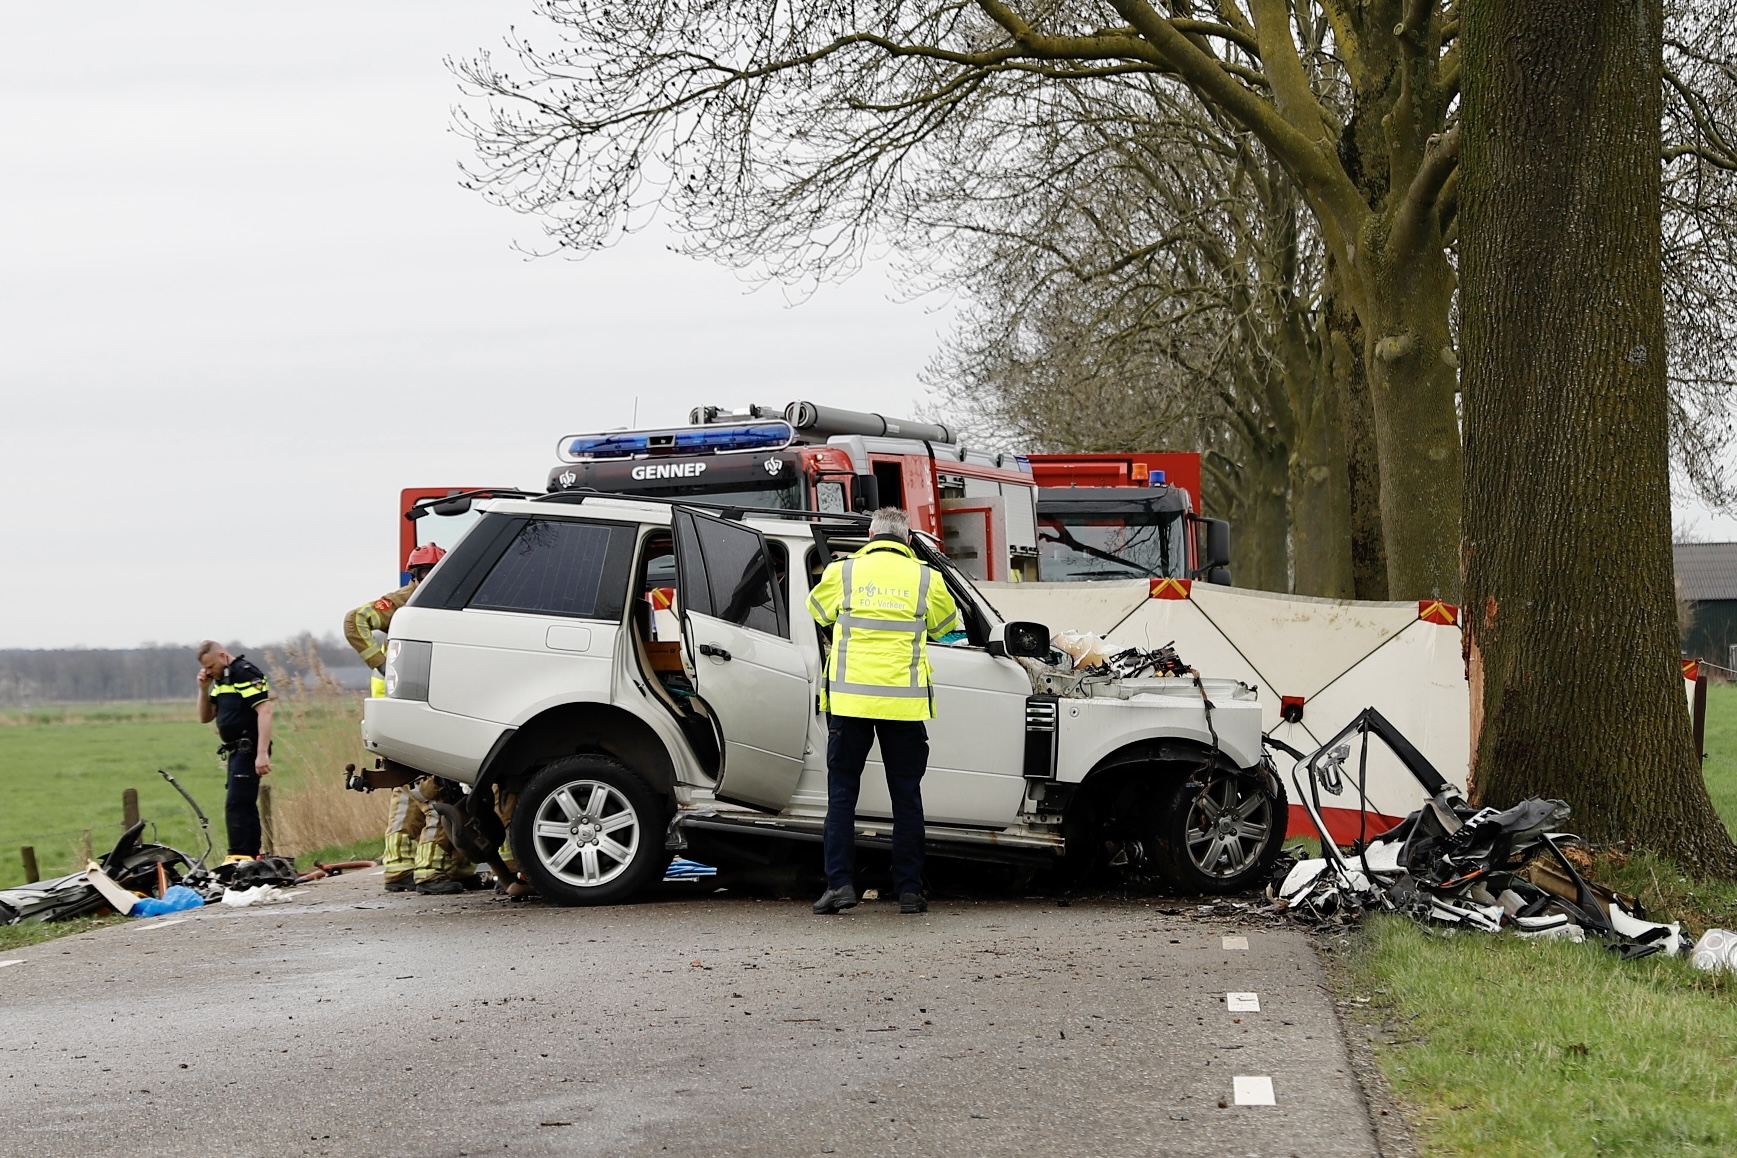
[
  {"x1": 1461, "y1": 0, "x2": 1737, "y2": 874},
  {"x1": 1276, "y1": 268, "x2": 1354, "y2": 599},
  {"x1": 1290, "y1": 358, "x2": 1355, "y2": 598},
  {"x1": 1329, "y1": 288, "x2": 1390, "y2": 600},
  {"x1": 1355, "y1": 244, "x2": 1464, "y2": 602},
  {"x1": 1232, "y1": 430, "x2": 1292, "y2": 593}
]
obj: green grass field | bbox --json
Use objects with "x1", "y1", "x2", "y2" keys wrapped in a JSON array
[
  {"x1": 1700, "y1": 681, "x2": 1737, "y2": 839},
  {"x1": 0, "y1": 696, "x2": 382, "y2": 890},
  {"x1": 0, "y1": 702, "x2": 226, "y2": 887},
  {"x1": 1341, "y1": 679, "x2": 1737, "y2": 1156}
]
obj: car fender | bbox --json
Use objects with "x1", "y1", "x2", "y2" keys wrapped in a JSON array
[
  {"x1": 1056, "y1": 698, "x2": 1263, "y2": 782},
  {"x1": 475, "y1": 700, "x2": 688, "y2": 802}
]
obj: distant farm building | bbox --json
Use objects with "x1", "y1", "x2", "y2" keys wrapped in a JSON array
[{"x1": 1677, "y1": 541, "x2": 1737, "y2": 669}]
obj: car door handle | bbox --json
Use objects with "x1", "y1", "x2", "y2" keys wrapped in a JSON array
[{"x1": 698, "y1": 643, "x2": 732, "y2": 661}]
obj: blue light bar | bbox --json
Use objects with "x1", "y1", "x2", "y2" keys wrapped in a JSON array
[
  {"x1": 558, "y1": 420, "x2": 796, "y2": 462},
  {"x1": 1148, "y1": 470, "x2": 1168, "y2": 486}
]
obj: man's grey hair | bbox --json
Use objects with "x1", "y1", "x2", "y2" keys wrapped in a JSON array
[
  {"x1": 869, "y1": 507, "x2": 911, "y2": 540},
  {"x1": 196, "y1": 639, "x2": 224, "y2": 662}
]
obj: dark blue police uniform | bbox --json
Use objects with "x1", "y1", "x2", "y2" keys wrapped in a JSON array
[{"x1": 209, "y1": 656, "x2": 271, "y2": 857}]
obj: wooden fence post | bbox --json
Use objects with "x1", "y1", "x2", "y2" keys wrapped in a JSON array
[
  {"x1": 260, "y1": 783, "x2": 275, "y2": 855},
  {"x1": 122, "y1": 788, "x2": 140, "y2": 830},
  {"x1": 21, "y1": 846, "x2": 39, "y2": 884}
]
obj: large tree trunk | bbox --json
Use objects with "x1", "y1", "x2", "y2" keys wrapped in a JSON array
[
  {"x1": 1328, "y1": 286, "x2": 1390, "y2": 600},
  {"x1": 1460, "y1": 0, "x2": 1737, "y2": 873},
  {"x1": 1356, "y1": 245, "x2": 1464, "y2": 601},
  {"x1": 1292, "y1": 401, "x2": 1354, "y2": 597},
  {"x1": 1290, "y1": 346, "x2": 1355, "y2": 598},
  {"x1": 1232, "y1": 428, "x2": 1292, "y2": 593}
]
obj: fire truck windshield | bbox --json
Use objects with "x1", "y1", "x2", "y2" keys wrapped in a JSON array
[{"x1": 1037, "y1": 512, "x2": 1187, "y2": 581}]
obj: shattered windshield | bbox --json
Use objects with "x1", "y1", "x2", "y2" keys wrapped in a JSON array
[{"x1": 1037, "y1": 512, "x2": 1188, "y2": 581}]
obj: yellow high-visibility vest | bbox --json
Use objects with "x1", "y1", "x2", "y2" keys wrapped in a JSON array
[{"x1": 806, "y1": 538, "x2": 960, "y2": 720}]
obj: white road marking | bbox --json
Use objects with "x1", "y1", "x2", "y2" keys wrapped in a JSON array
[
  {"x1": 1222, "y1": 935, "x2": 1249, "y2": 950},
  {"x1": 1233, "y1": 1075, "x2": 1275, "y2": 1106},
  {"x1": 0, "y1": 960, "x2": 22, "y2": 969},
  {"x1": 139, "y1": 919, "x2": 188, "y2": 930},
  {"x1": 1226, "y1": 992, "x2": 1260, "y2": 1012}
]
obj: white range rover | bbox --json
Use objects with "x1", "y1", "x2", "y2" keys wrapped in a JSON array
[{"x1": 362, "y1": 493, "x2": 1287, "y2": 905}]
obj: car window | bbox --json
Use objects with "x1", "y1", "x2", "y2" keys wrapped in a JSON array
[
  {"x1": 467, "y1": 519, "x2": 633, "y2": 620},
  {"x1": 674, "y1": 510, "x2": 789, "y2": 638},
  {"x1": 911, "y1": 533, "x2": 996, "y2": 646}
]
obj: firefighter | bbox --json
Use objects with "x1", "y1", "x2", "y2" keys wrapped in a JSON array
[
  {"x1": 345, "y1": 543, "x2": 446, "y2": 689},
  {"x1": 408, "y1": 776, "x2": 474, "y2": 895},
  {"x1": 343, "y1": 544, "x2": 445, "y2": 892},
  {"x1": 806, "y1": 508, "x2": 959, "y2": 915},
  {"x1": 195, "y1": 641, "x2": 273, "y2": 863}
]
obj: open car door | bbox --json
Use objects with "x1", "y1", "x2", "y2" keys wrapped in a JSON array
[{"x1": 672, "y1": 508, "x2": 812, "y2": 811}]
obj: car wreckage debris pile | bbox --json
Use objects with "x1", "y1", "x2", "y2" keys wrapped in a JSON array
[
  {"x1": 0, "y1": 768, "x2": 385, "y2": 926},
  {"x1": 1270, "y1": 708, "x2": 1737, "y2": 971},
  {"x1": 0, "y1": 827, "x2": 360, "y2": 926}
]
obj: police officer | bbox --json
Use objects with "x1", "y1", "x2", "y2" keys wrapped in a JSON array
[
  {"x1": 196, "y1": 641, "x2": 273, "y2": 864},
  {"x1": 343, "y1": 544, "x2": 449, "y2": 893},
  {"x1": 806, "y1": 508, "x2": 959, "y2": 915}
]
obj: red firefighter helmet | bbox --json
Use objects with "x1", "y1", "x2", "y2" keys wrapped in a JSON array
[{"x1": 406, "y1": 544, "x2": 447, "y2": 569}]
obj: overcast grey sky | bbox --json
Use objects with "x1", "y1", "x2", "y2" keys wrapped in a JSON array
[
  {"x1": 0, "y1": 2, "x2": 953, "y2": 649},
  {"x1": 3, "y1": 4, "x2": 1731, "y2": 651}
]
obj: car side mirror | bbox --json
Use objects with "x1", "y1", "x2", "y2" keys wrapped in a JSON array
[
  {"x1": 852, "y1": 473, "x2": 881, "y2": 513},
  {"x1": 431, "y1": 496, "x2": 473, "y2": 517},
  {"x1": 991, "y1": 621, "x2": 1051, "y2": 660}
]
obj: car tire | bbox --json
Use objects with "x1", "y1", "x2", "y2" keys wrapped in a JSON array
[
  {"x1": 1156, "y1": 769, "x2": 1288, "y2": 894},
  {"x1": 511, "y1": 755, "x2": 666, "y2": 906}
]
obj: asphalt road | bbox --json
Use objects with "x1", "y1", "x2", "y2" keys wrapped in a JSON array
[{"x1": 0, "y1": 871, "x2": 1381, "y2": 1158}]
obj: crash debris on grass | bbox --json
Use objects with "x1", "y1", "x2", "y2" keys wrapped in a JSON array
[
  {"x1": 1269, "y1": 706, "x2": 1736, "y2": 970},
  {"x1": 0, "y1": 769, "x2": 372, "y2": 926},
  {"x1": 0, "y1": 830, "x2": 363, "y2": 925}
]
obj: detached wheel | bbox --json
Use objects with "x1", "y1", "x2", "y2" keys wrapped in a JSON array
[
  {"x1": 511, "y1": 755, "x2": 664, "y2": 906},
  {"x1": 1157, "y1": 769, "x2": 1287, "y2": 894}
]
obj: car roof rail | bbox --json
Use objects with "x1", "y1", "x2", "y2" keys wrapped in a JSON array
[
  {"x1": 529, "y1": 487, "x2": 873, "y2": 527},
  {"x1": 405, "y1": 488, "x2": 543, "y2": 521}
]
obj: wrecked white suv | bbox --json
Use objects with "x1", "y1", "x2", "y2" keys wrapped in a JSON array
[{"x1": 361, "y1": 494, "x2": 1287, "y2": 905}]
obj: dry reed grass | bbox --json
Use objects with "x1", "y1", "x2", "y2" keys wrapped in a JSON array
[{"x1": 262, "y1": 637, "x2": 386, "y2": 859}]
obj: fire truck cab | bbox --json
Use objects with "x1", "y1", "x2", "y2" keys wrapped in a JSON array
[
  {"x1": 403, "y1": 402, "x2": 1044, "y2": 584},
  {"x1": 397, "y1": 405, "x2": 1230, "y2": 588},
  {"x1": 1025, "y1": 452, "x2": 1233, "y2": 586}
]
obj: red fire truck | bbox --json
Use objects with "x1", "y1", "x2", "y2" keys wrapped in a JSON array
[
  {"x1": 397, "y1": 403, "x2": 1229, "y2": 585},
  {"x1": 1021, "y1": 452, "x2": 1230, "y2": 586}
]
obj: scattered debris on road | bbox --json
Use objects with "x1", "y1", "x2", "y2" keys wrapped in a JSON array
[{"x1": 220, "y1": 884, "x2": 300, "y2": 908}]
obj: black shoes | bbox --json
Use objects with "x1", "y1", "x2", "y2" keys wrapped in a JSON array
[
  {"x1": 812, "y1": 885, "x2": 924, "y2": 913},
  {"x1": 416, "y1": 878, "x2": 465, "y2": 896},
  {"x1": 813, "y1": 885, "x2": 859, "y2": 915},
  {"x1": 384, "y1": 876, "x2": 415, "y2": 893}
]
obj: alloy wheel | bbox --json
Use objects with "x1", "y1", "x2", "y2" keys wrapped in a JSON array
[
  {"x1": 1183, "y1": 775, "x2": 1274, "y2": 879},
  {"x1": 530, "y1": 779, "x2": 642, "y2": 888}
]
